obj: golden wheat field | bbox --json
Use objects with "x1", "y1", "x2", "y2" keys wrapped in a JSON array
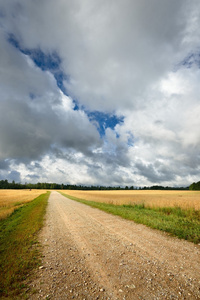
[
  {"x1": 62, "y1": 190, "x2": 200, "y2": 210},
  {"x1": 0, "y1": 189, "x2": 47, "y2": 220}
]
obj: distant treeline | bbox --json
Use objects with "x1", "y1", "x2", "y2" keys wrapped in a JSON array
[
  {"x1": 189, "y1": 181, "x2": 200, "y2": 191},
  {"x1": 0, "y1": 179, "x2": 190, "y2": 190}
]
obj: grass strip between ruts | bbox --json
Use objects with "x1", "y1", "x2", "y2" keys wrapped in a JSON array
[
  {"x1": 0, "y1": 191, "x2": 50, "y2": 299},
  {"x1": 61, "y1": 193, "x2": 200, "y2": 244}
]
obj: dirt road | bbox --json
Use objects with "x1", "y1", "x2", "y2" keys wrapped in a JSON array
[{"x1": 26, "y1": 191, "x2": 200, "y2": 299}]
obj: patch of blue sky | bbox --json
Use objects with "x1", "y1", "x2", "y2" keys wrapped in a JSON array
[
  {"x1": 87, "y1": 111, "x2": 124, "y2": 137},
  {"x1": 181, "y1": 52, "x2": 200, "y2": 69},
  {"x1": 53, "y1": 71, "x2": 69, "y2": 95},
  {"x1": 26, "y1": 49, "x2": 61, "y2": 72},
  {"x1": 8, "y1": 33, "x2": 69, "y2": 95},
  {"x1": 127, "y1": 132, "x2": 134, "y2": 147},
  {"x1": 116, "y1": 132, "x2": 120, "y2": 139},
  {"x1": 72, "y1": 99, "x2": 80, "y2": 111},
  {"x1": 29, "y1": 93, "x2": 36, "y2": 100},
  {"x1": 175, "y1": 50, "x2": 200, "y2": 71}
]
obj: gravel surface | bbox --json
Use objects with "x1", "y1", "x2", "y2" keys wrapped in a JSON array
[{"x1": 25, "y1": 191, "x2": 200, "y2": 299}]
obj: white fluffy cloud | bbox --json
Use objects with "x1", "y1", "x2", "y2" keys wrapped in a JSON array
[{"x1": 0, "y1": 0, "x2": 200, "y2": 186}]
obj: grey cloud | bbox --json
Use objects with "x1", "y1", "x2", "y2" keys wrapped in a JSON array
[
  {"x1": 33, "y1": 162, "x2": 42, "y2": 169},
  {"x1": 7, "y1": 170, "x2": 21, "y2": 182},
  {"x1": 26, "y1": 162, "x2": 42, "y2": 172},
  {"x1": 0, "y1": 98, "x2": 56, "y2": 161},
  {"x1": 0, "y1": 160, "x2": 9, "y2": 170},
  {"x1": 27, "y1": 174, "x2": 40, "y2": 180},
  {"x1": 1, "y1": 0, "x2": 194, "y2": 111},
  {"x1": 0, "y1": 94, "x2": 101, "y2": 162},
  {"x1": 0, "y1": 31, "x2": 101, "y2": 164},
  {"x1": 0, "y1": 0, "x2": 200, "y2": 186},
  {"x1": 135, "y1": 160, "x2": 176, "y2": 184}
]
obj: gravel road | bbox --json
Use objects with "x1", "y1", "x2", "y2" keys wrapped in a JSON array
[{"x1": 26, "y1": 191, "x2": 200, "y2": 299}]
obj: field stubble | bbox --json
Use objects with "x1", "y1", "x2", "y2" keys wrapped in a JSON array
[{"x1": 62, "y1": 190, "x2": 200, "y2": 210}]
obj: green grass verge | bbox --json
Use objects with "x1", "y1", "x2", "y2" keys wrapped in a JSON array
[
  {"x1": 0, "y1": 191, "x2": 50, "y2": 299},
  {"x1": 61, "y1": 193, "x2": 200, "y2": 244}
]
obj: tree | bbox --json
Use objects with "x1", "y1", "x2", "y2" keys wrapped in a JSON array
[{"x1": 189, "y1": 181, "x2": 200, "y2": 190}]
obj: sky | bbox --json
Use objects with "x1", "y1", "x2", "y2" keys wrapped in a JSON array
[{"x1": 0, "y1": 0, "x2": 200, "y2": 187}]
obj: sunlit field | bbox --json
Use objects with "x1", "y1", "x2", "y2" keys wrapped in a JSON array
[
  {"x1": 62, "y1": 190, "x2": 200, "y2": 210},
  {"x1": 61, "y1": 190, "x2": 200, "y2": 243},
  {"x1": 0, "y1": 189, "x2": 47, "y2": 219}
]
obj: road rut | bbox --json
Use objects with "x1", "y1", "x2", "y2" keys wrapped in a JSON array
[{"x1": 26, "y1": 191, "x2": 200, "y2": 299}]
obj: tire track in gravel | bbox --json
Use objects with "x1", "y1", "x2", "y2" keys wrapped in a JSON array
[
  {"x1": 55, "y1": 195, "x2": 120, "y2": 299},
  {"x1": 26, "y1": 191, "x2": 200, "y2": 300}
]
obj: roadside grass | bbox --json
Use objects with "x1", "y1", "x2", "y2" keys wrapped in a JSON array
[
  {"x1": 61, "y1": 193, "x2": 200, "y2": 244},
  {"x1": 0, "y1": 191, "x2": 50, "y2": 299}
]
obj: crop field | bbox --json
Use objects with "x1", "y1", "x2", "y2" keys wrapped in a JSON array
[
  {"x1": 0, "y1": 189, "x2": 47, "y2": 220},
  {"x1": 61, "y1": 190, "x2": 200, "y2": 243},
  {"x1": 62, "y1": 190, "x2": 200, "y2": 210}
]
